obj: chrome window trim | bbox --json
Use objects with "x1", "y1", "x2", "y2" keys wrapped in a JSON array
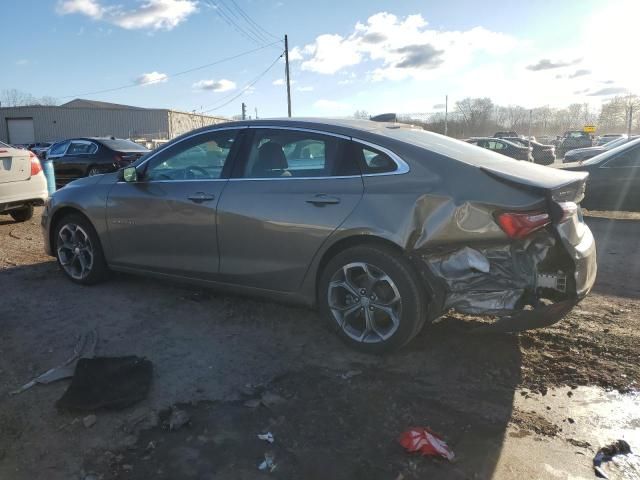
[
  {"x1": 133, "y1": 124, "x2": 410, "y2": 182},
  {"x1": 67, "y1": 139, "x2": 99, "y2": 155}
]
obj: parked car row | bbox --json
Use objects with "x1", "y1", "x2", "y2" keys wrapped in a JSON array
[{"x1": 465, "y1": 137, "x2": 535, "y2": 162}]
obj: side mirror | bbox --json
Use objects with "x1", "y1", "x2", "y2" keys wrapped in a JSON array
[{"x1": 122, "y1": 166, "x2": 138, "y2": 182}]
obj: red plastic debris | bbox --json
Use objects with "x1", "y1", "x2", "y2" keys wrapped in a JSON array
[{"x1": 399, "y1": 427, "x2": 455, "y2": 461}]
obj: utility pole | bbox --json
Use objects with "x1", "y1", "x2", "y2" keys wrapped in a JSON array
[
  {"x1": 255, "y1": 107, "x2": 258, "y2": 120},
  {"x1": 242, "y1": 102, "x2": 247, "y2": 120},
  {"x1": 628, "y1": 105, "x2": 634, "y2": 138},
  {"x1": 284, "y1": 34, "x2": 292, "y2": 117},
  {"x1": 444, "y1": 95, "x2": 448, "y2": 136}
]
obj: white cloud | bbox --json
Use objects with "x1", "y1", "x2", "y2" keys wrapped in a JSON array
[
  {"x1": 56, "y1": 0, "x2": 198, "y2": 31},
  {"x1": 292, "y1": 12, "x2": 518, "y2": 80},
  {"x1": 193, "y1": 79, "x2": 237, "y2": 92},
  {"x1": 135, "y1": 71, "x2": 168, "y2": 85},
  {"x1": 297, "y1": 86, "x2": 314, "y2": 92},
  {"x1": 313, "y1": 99, "x2": 352, "y2": 112},
  {"x1": 56, "y1": 0, "x2": 103, "y2": 17},
  {"x1": 16, "y1": 59, "x2": 29, "y2": 66}
]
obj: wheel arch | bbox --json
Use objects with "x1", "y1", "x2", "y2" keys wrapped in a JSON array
[
  {"x1": 48, "y1": 206, "x2": 97, "y2": 255},
  {"x1": 311, "y1": 234, "x2": 405, "y2": 305}
]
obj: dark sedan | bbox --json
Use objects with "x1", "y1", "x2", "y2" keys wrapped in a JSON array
[
  {"x1": 47, "y1": 137, "x2": 150, "y2": 187},
  {"x1": 557, "y1": 131, "x2": 593, "y2": 157},
  {"x1": 559, "y1": 137, "x2": 640, "y2": 211},
  {"x1": 466, "y1": 137, "x2": 533, "y2": 161},
  {"x1": 501, "y1": 137, "x2": 556, "y2": 165},
  {"x1": 563, "y1": 135, "x2": 634, "y2": 163},
  {"x1": 42, "y1": 119, "x2": 595, "y2": 352}
]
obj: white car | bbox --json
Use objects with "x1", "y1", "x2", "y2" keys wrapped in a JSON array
[{"x1": 0, "y1": 141, "x2": 48, "y2": 222}]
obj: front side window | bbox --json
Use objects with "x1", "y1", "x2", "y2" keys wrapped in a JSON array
[
  {"x1": 146, "y1": 130, "x2": 237, "y2": 181},
  {"x1": 49, "y1": 140, "x2": 70, "y2": 157},
  {"x1": 241, "y1": 129, "x2": 355, "y2": 178}
]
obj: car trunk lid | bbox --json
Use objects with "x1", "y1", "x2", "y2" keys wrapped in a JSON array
[
  {"x1": 0, "y1": 147, "x2": 31, "y2": 184},
  {"x1": 480, "y1": 164, "x2": 588, "y2": 203}
]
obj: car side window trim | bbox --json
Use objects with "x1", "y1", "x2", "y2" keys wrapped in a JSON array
[
  {"x1": 67, "y1": 140, "x2": 98, "y2": 155},
  {"x1": 48, "y1": 140, "x2": 71, "y2": 158},
  {"x1": 132, "y1": 124, "x2": 409, "y2": 181}
]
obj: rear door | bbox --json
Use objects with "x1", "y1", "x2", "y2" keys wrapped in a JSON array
[
  {"x1": 216, "y1": 127, "x2": 363, "y2": 292},
  {"x1": 0, "y1": 143, "x2": 30, "y2": 184},
  {"x1": 56, "y1": 140, "x2": 98, "y2": 181}
]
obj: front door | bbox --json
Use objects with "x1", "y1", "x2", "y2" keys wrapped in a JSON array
[
  {"x1": 216, "y1": 128, "x2": 364, "y2": 292},
  {"x1": 105, "y1": 128, "x2": 242, "y2": 279},
  {"x1": 591, "y1": 144, "x2": 640, "y2": 210}
]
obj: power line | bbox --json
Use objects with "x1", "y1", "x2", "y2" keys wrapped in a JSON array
[
  {"x1": 57, "y1": 41, "x2": 281, "y2": 99},
  {"x1": 206, "y1": 0, "x2": 265, "y2": 46},
  {"x1": 200, "y1": 52, "x2": 283, "y2": 113},
  {"x1": 225, "y1": 0, "x2": 280, "y2": 41}
]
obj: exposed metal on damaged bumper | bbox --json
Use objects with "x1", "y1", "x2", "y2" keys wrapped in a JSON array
[{"x1": 416, "y1": 224, "x2": 597, "y2": 333}]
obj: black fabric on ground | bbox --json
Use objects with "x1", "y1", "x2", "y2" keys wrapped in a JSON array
[{"x1": 56, "y1": 356, "x2": 152, "y2": 411}]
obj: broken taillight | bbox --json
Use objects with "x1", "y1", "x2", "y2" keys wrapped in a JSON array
[{"x1": 496, "y1": 211, "x2": 551, "y2": 239}]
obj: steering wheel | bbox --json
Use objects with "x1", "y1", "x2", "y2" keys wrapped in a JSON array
[{"x1": 184, "y1": 165, "x2": 209, "y2": 179}]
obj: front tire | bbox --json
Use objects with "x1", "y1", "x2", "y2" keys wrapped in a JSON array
[
  {"x1": 10, "y1": 205, "x2": 34, "y2": 223},
  {"x1": 54, "y1": 213, "x2": 109, "y2": 285},
  {"x1": 319, "y1": 244, "x2": 428, "y2": 353}
]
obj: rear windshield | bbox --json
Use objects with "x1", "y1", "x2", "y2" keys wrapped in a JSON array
[{"x1": 99, "y1": 138, "x2": 150, "y2": 152}]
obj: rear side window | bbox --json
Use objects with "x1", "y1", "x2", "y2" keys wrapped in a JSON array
[
  {"x1": 240, "y1": 129, "x2": 357, "y2": 178},
  {"x1": 353, "y1": 143, "x2": 397, "y2": 174},
  {"x1": 67, "y1": 142, "x2": 97, "y2": 155}
]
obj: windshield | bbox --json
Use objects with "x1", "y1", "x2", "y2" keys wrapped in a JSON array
[
  {"x1": 581, "y1": 137, "x2": 640, "y2": 165},
  {"x1": 99, "y1": 138, "x2": 150, "y2": 152}
]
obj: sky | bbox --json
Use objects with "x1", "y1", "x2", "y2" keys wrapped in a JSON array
[{"x1": 4, "y1": 0, "x2": 640, "y2": 118}]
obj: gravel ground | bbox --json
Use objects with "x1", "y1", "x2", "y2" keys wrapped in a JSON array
[{"x1": 0, "y1": 208, "x2": 639, "y2": 479}]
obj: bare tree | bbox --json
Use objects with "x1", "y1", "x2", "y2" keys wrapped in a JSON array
[
  {"x1": 1, "y1": 89, "x2": 57, "y2": 107},
  {"x1": 353, "y1": 110, "x2": 370, "y2": 119}
]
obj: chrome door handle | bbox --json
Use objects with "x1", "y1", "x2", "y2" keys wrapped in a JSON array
[
  {"x1": 305, "y1": 194, "x2": 341, "y2": 205},
  {"x1": 187, "y1": 192, "x2": 215, "y2": 203}
]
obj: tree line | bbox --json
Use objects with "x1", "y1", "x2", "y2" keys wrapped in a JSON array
[{"x1": 391, "y1": 95, "x2": 640, "y2": 139}]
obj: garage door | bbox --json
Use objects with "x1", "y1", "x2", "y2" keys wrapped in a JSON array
[{"x1": 7, "y1": 118, "x2": 35, "y2": 145}]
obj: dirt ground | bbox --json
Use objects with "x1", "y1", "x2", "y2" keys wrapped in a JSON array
[{"x1": 1, "y1": 209, "x2": 639, "y2": 480}]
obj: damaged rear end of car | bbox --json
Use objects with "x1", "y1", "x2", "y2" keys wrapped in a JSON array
[{"x1": 353, "y1": 128, "x2": 597, "y2": 334}]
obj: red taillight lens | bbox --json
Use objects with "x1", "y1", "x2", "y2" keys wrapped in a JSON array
[
  {"x1": 29, "y1": 152, "x2": 42, "y2": 176},
  {"x1": 497, "y1": 211, "x2": 551, "y2": 239}
]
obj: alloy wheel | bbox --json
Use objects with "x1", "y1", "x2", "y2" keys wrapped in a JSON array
[
  {"x1": 57, "y1": 223, "x2": 94, "y2": 280},
  {"x1": 88, "y1": 168, "x2": 100, "y2": 176},
  {"x1": 328, "y1": 262, "x2": 402, "y2": 343}
]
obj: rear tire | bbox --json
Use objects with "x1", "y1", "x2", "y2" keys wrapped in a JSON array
[
  {"x1": 319, "y1": 244, "x2": 428, "y2": 353},
  {"x1": 10, "y1": 205, "x2": 33, "y2": 223},
  {"x1": 53, "y1": 213, "x2": 109, "y2": 285}
]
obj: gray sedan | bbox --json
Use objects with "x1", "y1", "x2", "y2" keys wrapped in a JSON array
[{"x1": 42, "y1": 119, "x2": 597, "y2": 352}]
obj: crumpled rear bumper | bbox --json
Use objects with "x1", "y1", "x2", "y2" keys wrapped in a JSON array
[{"x1": 414, "y1": 220, "x2": 597, "y2": 333}]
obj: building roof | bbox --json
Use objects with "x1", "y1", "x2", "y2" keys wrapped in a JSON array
[{"x1": 60, "y1": 98, "x2": 147, "y2": 110}]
